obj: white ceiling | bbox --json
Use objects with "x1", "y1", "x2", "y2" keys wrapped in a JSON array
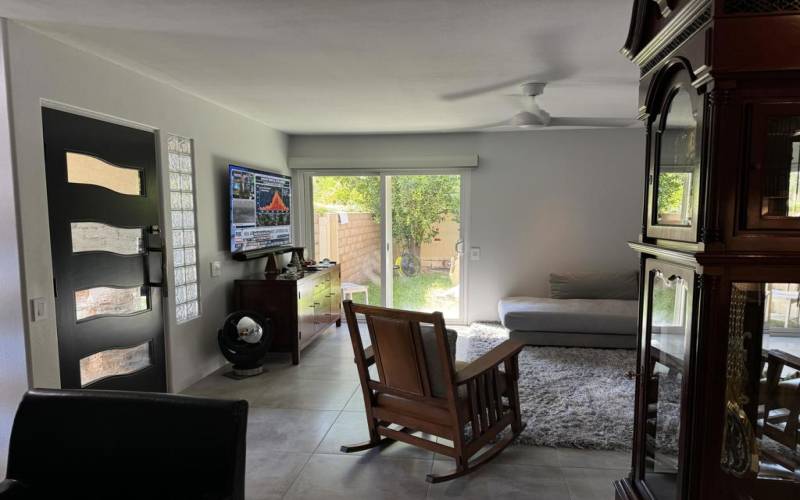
[{"x1": 1, "y1": 0, "x2": 640, "y2": 134}]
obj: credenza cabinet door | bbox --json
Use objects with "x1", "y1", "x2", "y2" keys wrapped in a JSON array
[
  {"x1": 298, "y1": 281, "x2": 315, "y2": 342},
  {"x1": 634, "y1": 258, "x2": 696, "y2": 500},
  {"x1": 330, "y1": 268, "x2": 342, "y2": 318}
]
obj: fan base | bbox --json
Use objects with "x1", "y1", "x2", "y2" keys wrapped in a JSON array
[{"x1": 223, "y1": 365, "x2": 267, "y2": 380}]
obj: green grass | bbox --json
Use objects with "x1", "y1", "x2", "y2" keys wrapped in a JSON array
[{"x1": 347, "y1": 271, "x2": 459, "y2": 317}]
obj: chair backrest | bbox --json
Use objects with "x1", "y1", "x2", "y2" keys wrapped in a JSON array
[
  {"x1": 343, "y1": 300, "x2": 456, "y2": 403},
  {"x1": 7, "y1": 388, "x2": 248, "y2": 500}
]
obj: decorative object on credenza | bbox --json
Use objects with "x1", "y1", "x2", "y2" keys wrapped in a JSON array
[
  {"x1": 281, "y1": 263, "x2": 303, "y2": 280},
  {"x1": 246, "y1": 246, "x2": 305, "y2": 275},
  {"x1": 218, "y1": 310, "x2": 272, "y2": 379},
  {"x1": 290, "y1": 247, "x2": 304, "y2": 269}
]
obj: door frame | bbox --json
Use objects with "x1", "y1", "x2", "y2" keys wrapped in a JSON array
[
  {"x1": 40, "y1": 100, "x2": 173, "y2": 390},
  {"x1": 294, "y1": 168, "x2": 471, "y2": 324}
]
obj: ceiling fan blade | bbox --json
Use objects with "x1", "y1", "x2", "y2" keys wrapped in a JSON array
[
  {"x1": 441, "y1": 29, "x2": 577, "y2": 101},
  {"x1": 441, "y1": 75, "x2": 543, "y2": 101},
  {"x1": 548, "y1": 117, "x2": 641, "y2": 128}
]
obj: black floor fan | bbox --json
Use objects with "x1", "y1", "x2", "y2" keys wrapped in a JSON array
[{"x1": 218, "y1": 310, "x2": 272, "y2": 379}]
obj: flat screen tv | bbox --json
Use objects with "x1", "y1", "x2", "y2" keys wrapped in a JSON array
[{"x1": 229, "y1": 164, "x2": 292, "y2": 254}]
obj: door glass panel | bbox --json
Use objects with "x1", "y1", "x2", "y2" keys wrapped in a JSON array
[
  {"x1": 66, "y1": 152, "x2": 142, "y2": 195},
  {"x1": 79, "y1": 341, "x2": 151, "y2": 387},
  {"x1": 70, "y1": 222, "x2": 144, "y2": 255},
  {"x1": 390, "y1": 174, "x2": 461, "y2": 319},
  {"x1": 312, "y1": 175, "x2": 382, "y2": 306},
  {"x1": 74, "y1": 286, "x2": 149, "y2": 321},
  {"x1": 721, "y1": 283, "x2": 800, "y2": 485},
  {"x1": 656, "y1": 90, "x2": 697, "y2": 227},
  {"x1": 761, "y1": 117, "x2": 800, "y2": 218},
  {"x1": 645, "y1": 270, "x2": 689, "y2": 498}
]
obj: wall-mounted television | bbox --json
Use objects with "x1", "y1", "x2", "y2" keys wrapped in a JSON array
[{"x1": 229, "y1": 164, "x2": 292, "y2": 255}]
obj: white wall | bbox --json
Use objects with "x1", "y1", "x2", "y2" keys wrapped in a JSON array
[
  {"x1": 5, "y1": 21, "x2": 288, "y2": 392},
  {"x1": 0, "y1": 19, "x2": 29, "y2": 477},
  {"x1": 290, "y1": 129, "x2": 644, "y2": 321}
]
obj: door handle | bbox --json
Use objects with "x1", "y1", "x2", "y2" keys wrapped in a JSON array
[{"x1": 144, "y1": 225, "x2": 167, "y2": 297}]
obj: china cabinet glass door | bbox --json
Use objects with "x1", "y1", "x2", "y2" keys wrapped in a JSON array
[
  {"x1": 745, "y1": 103, "x2": 800, "y2": 230},
  {"x1": 721, "y1": 282, "x2": 800, "y2": 498},
  {"x1": 638, "y1": 258, "x2": 695, "y2": 499}
]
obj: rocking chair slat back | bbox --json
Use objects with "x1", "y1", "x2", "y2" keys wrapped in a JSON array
[{"x1": 366, "y1": 315, "x2": 433, "y2": 398}]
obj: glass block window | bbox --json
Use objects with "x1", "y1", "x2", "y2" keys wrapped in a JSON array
[{"x1": 167, "y1": 134, "x2": 200, "y2": 324}]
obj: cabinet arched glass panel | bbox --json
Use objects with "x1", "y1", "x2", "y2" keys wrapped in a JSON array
[
  {"x1": 646, "y1": 79, "x2": 703, "y2": 243},
  {"x1": 656, "y1": 91, "x2": 697, "y2": 227}
]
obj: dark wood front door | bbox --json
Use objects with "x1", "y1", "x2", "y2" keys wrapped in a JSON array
[{"x1": 43, "y1": 108, "x2": 166, "y2": 391}]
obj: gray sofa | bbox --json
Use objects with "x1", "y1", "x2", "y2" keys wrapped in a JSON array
[{"x1": 498, "y1": 272, "x2": 639, "y2": 349}]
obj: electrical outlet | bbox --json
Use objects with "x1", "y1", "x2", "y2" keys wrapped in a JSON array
[
  {"x1": 31, "y1": 297, "x2": 47, "y2": 322},
  {"x1": 470, "y1": 247, "x2": 481, "y2": 261},
  {"x1": 210, "y1": 261, "x2": 222, "y2": 277}
]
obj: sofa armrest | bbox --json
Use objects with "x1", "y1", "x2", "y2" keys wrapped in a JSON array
[
  {"x1": 0, "y1": 479, "x2": 30, "y2": 499},
  {"x1": 455, "y1": 339, "x2": 524, "y2": 384}
]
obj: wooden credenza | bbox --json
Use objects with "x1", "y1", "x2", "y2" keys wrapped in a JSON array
[{"x1": 234, "y1": 265, "x2": 341, "y2": 364}]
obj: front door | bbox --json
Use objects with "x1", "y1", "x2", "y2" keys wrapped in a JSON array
[{"x1": 43, "y1": 108, "x2": 167, "y2": 391}]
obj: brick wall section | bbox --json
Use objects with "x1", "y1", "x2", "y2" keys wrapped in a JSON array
[{"x1": 314, "y1": 212, "x2": 381, "y2": 284}]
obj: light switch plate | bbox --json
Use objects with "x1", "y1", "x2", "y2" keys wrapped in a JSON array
[
  {"x1": 31, "y1": 297, "x2": 47, "y2": 322},
  {"x1": 210, "y1": 261, "x2": 222, "y2": 277},
  {"x1": 470, "y1": 247, "x2": 481, "y2": 261}
]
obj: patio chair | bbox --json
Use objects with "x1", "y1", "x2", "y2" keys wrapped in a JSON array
[{"x1": 340, "y1": 300, "x2": 526, "y2": 482}]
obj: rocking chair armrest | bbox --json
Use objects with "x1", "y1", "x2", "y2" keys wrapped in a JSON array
[
  {"x1": 767, "y1": 349, "x2": 800, "y2": 370},
  {"x1": 455, "y1": 339, "x2": 524, "y2": 384}
]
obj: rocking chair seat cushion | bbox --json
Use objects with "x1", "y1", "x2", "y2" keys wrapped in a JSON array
[{"x1": 419, "y1": 326, "x2": 458, "y2": 398}]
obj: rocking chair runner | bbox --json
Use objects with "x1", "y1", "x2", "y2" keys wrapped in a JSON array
[{"x1": 340, "y1": 300, "x2": 526, "y2": 483}]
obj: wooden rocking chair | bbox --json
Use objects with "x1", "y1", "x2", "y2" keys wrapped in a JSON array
[{"x1": 340, "y1": 300, "x2": 526, "y2": 483}]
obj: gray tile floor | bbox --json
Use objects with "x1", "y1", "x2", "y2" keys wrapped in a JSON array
[{"x1": 184, "y1": 323, "x2": 629, "y2": 500}]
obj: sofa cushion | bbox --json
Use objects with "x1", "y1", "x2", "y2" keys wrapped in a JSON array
[
  {"x1": 509, "y1": 330, "x2": 637, "y2": 349},
  {"x1": 549, "y1": 272, "x2": 638, "y2": 300},
  {"x1": 499, "y1": 297, "x2": 638, "y2": 335},
  {"x1": 419, "y1": 325, "x2": 458, "y2": 398}
]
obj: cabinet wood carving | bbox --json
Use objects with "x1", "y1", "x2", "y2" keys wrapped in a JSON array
[
  {"x1": 234, "y1": 265, "x2": 341, "y2": 365},
  {"x1": 618, "y1": 1, "x2": 800, "y2": 499}
]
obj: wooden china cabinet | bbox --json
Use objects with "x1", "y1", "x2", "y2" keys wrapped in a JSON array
[{"x1": 616, "y1": 1, "x2": 800, "y2": 499}]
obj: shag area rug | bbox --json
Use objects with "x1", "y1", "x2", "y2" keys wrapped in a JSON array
[{"x1": 467, "y1": 322, "x2": 636, "y2": 450}]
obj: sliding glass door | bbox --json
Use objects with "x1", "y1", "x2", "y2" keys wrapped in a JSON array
[
  {"x1": 307, "y1": 171, "x2": 466, "y2": 322},
  {"x1": 312, "y1": 175, "x2": 382, "y2": 306},
  {"x1": 387, "y1": 174, "x2": 462, "y2": 319}
]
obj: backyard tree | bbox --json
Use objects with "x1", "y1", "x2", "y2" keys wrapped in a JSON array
[
  {"x1": 391, "y1": 175, "x2": 460, "y2": 260},
  {"x1": 313, "y1": 175, "x2": 460, "y2": 259},
  {"x1": 656, "y1": 172, "x2": 688, "y2": 219}
]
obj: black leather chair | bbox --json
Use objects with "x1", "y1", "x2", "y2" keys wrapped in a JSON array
[{"x1": 0, "y1": 389, "x2": 248, "y2": 500}]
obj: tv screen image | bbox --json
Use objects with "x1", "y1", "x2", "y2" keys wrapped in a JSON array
[{"x1": 229, "y1": 165, "x2": 291, "y2": 253}]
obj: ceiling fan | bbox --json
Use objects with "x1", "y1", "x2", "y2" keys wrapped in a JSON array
[{"x1": 481, "y1": 82, "x2": 638, "y2": 130}]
